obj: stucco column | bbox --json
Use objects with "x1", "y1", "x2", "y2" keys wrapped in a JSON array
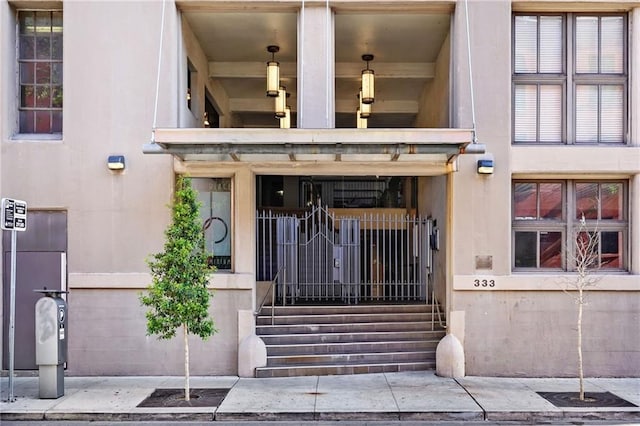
[{"x1": 297, "y1": 5, "x2": 335, "y2": 128}]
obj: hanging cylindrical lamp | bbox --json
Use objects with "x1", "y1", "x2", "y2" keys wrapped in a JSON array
[
  {"x1": 356, "y1": 108, "x2": 367, "y2": 128},
  {"x1": 361, "y1": 54, "x2": 375, "y2": 104},
  {"x1": 266, "y1": 45, "x2": 280, "y2": 97},
  {"x1": 275, "y1": 86, "x2": 287, "y2": 118},
  {"x1": 280, "y1": 106, "x2": 291, "y2": 128},
  {"x1": 358, "y1": 90, "x2": 371, "y2": 118}
]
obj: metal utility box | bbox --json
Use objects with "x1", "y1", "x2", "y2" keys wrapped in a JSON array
[{"x1": 34, "y1": 289, "x2": 67, "y2": 398}]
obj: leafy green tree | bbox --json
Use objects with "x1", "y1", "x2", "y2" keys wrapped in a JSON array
[{"x1": 140, "y1": 176, "x2": 216, "y2": 401}]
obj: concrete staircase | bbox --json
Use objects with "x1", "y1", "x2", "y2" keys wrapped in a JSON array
[{"x1": 255, "y1": 304, "x2": 446, "y2": 378}]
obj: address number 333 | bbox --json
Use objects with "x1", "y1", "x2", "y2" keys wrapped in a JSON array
[{"x1": 473, "y1": 278, "x2": 496, "y2": 288}]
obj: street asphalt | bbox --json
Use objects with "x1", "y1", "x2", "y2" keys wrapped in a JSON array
[{"x1": 1, "y1": 371, "x2": 639, "y2": 423}]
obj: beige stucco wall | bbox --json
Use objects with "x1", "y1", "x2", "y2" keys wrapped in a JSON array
[{"x1": 67, "y1": 288, "x2": 250, "y2": 375}]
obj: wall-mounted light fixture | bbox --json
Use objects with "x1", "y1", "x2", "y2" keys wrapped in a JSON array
[
  {"x1": 358, "y1": 90, "x2": 371, "y2": 118},
  {"x1": 107, "y1": 155, "x2": 125, "y2": 171},
  {"x1": 477, "y1": 158, "x2": 494, "y2": 174},
  {"x1": 361, "y1": 54, "x2": 375, "y2": 104},
  {"x1": 275, "y1": 86, "x2": 287, "y2": 118},
  {"x1": 266, "y1": 45, "x2": 280, "y2": 97}
]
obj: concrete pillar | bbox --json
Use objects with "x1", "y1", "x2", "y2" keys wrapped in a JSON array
[{"x1": 297, "y1": 5, "x2": 335, "y2": 128}]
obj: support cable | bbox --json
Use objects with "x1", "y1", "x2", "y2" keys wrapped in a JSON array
[
  {"x1": 464, "y1": 0, "x2": 478, "y2": 144},
  {"x1": 151, "y1": 0, "x2": 167, "y2": 143}
]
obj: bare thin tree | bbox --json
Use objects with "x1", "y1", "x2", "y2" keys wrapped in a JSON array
[{"x1": 561, "y1": 213, "x2": 602, "y2": 401}]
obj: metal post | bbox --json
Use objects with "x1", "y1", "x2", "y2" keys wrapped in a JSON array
[{"x1": 8, "y1": 229, "x2": 17, "y2": 402}]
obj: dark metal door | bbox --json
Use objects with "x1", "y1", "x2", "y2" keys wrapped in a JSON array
[{"x1": 2, "y1": 211, "x2": 67, "y2": 370}]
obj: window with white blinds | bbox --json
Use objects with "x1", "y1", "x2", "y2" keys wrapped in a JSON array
[{"x1": 513, "y1": 14, "x2": 627, "y2": 144}]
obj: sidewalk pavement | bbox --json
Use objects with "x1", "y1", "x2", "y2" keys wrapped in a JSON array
[{"x1": 1, "y1": 372, "x2": 639, "y2": 423}]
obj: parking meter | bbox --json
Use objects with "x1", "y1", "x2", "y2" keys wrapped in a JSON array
[{"x1": 34, "y1": 289, "x2": 68, "y2": 398}]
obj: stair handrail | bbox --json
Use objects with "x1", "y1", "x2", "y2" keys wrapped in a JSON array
[
  {"x1": 431, "y1": 290, "x2": 447, "y2": 331},
  {"x1": 255, "y1": 266, "x2": 284, "y2": 326}
]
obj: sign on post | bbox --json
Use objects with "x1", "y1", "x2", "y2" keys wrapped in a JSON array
[
  {"x1": 2, "y1": 197, "x2": 27, "y2": 403},
  {"x1": 2, "y1": 198, "x2": 27, "y2": 231}
]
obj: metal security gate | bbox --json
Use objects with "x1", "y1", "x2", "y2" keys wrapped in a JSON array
[{"x1": 257, "y1": 206, "x2": 434, "y2": 304}]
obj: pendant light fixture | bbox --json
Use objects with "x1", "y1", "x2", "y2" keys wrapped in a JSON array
[
  {"x1": 280, "y1": 106, "x2": 291, "y2": 128},
  {"x1": 361, "y1": 54, "x2": 375, "y2": 104},
  {"x1": 266, "y1": 45, "x2": 280, "y2": 97},
  {"x1": 358, "y1": 90, "x2": 371, "y2": 118},
  {"x1": 356, "y1": 108, "x2": 367, "y2": 128},
  {"x1": 275, "y1": 86, "x2": 287, "y2": 118}
]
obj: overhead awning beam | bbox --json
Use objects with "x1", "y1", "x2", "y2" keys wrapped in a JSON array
[{"x1": 144, "y1": 128, "x2": 480, "y2": 163}]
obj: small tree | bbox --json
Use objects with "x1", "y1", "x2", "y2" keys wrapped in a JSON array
[
  {"x1": 561, "y1": 214, "x2": 601, "y2": 401},
  {"x1": 140, "y1": 176, "x2": 216, "y2": 401}
]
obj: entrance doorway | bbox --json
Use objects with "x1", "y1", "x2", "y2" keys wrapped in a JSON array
[{"x1": 256, "y1": 176, "x2": 438, "y2": 305}]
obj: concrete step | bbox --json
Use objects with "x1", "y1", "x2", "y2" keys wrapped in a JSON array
[
  {"x1": 266, "y1": 339, "x2": 440, "y2": 356},
  {"x1": 259, "y1": 330, "x2": 445, "y2": 345},
  {"x1": 255, "y1": 360, "x2": 436, "y2": 378},
  {"x1": 266, "y1": 350, "x2": 433, "y2": 367},
  {"x1": 256, "y1": 311, "x2": 438, "y2": 325},
  {"x1": 256, "y1": 321, "x2": 436, "y2": 335},
  {"x1": 259, "y1": 304, "x2": 439, "y2": 316}
]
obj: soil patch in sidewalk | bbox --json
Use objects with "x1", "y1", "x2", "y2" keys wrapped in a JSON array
[
  {"x1": 537, "y1": 391, "x2": 637, "y2": 408},
  {"x1": 137, "y1": 388, "x2": 230, "y2": 408}
]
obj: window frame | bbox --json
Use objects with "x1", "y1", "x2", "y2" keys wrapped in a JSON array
[
  {"x1": 512, "y1": 12, "x2": 628, "y2": 145},
  {"x1": 16, "y1": 9, "x2": 63, "y2": 136},
  {"x1": 512, "y1": 179, "x2": 628, "y2": 272}
]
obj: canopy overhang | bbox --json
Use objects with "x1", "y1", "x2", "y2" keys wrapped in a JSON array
[{"x1": 144, "y1": 128, "x2": 481, "y2": 164}]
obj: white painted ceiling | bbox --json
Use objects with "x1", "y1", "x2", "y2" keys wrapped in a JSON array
[{"x1": 183, "y1": 9, "x2": 451, "y2": 128}]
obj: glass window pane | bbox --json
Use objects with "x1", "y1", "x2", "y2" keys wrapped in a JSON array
[
  {"x1": 539, "y1": 183, "x2": 562, "y2": 219},
  {"x1": 21, "y1": 85, "x2": 35, "y2": 108},
  {"x1": 600, "y1": 85, "x2": 624, "y2": 143},
  {"x1": 514, "y1": 183, "x2": 537, "y2": 219},
  {"x1": 539, "y1": 85, "x2": 562, "y2": 142},
  {"x1": 52, "y1": 63, "x2": 63, "y2": 85},
  {"x1": 51, "y1": 86, "x2": 63, "y2": 108},
  {"x1": 600, "y1": 16, "x2": 624, "y2": 73},
  {"x1": 52, "y1": 35, "x2": 63, "y2": 60},
  {"x1": 576, "y1": 182, "x2": 598, "y2": 219},
  {"x1": 575, "y1": 85, "x2": 598, "y2": 143},
  {"x1": 540, "y1": 231, "x2": 562, "y2": 268},
  {"x1": 576, "y1": 231, "x2": 599, "y2": 269},
  {"x1": 515, "y1": 16, "x2": 538, "y2": 73},
  {"x1": 36, "y1": 36, "x2": 51, "y2": 60},
  {"x1": 19, "y1": 12, "x2": 35, "y2": 34},
  {"x1": 51, "y1": 111, "x2": 63, "y2": 133},
  {"x1": 35, "y1": 11, "x2": 51, "y2": 32},
  {"x1": 539, "y1": 16, "x2": 563, "y2": 72},
  {"x1": 601, "y1": 183, "x2": 623, "y2": 219},
  {"x1": 515, "y1": 232, "x2": 537, "y2": 267},
  {"x1": 52, "y1": 12, "x2": 63, "y2": 33},
  {"x1": 600, "y1": 231, "x2": 621, "y2": 269},
  {"x1": 35, "y1": 86, "x2": 51, "y2": 108},
  {"x1": 514, "y1": 85, "x2": 537, "y2": 142},
  {"x1": 576, "y1": 16, "x2": 599, "y2": 73},
  {"x1": 35, "y1": 110, "x2": 52, "y2": 133},
  {"x1": 36, "y1": 62, "x2": 51, "y2": 84},
  {"x1": 20, "y1": 62, "x2": 35, "y2": 84},
  {"x1": 19, "y1": 110, "x2": 35, "y2": 133},
  {"x1": 19, "y1": 36, "x2": 35, "y2": 60}
]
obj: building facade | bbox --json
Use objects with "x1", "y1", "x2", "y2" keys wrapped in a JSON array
[{"x1": 1, "y1": 0, "x2": 638, "y2": 377}]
